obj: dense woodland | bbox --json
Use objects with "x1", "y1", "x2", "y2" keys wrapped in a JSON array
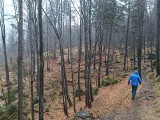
[{"x1": 0, "y1": 0, "x2": 160, "y2": 120}]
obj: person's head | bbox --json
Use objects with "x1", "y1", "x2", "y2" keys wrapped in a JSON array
[{"x1": 133, "y1": 70, "x2": 138, "y2": 74}]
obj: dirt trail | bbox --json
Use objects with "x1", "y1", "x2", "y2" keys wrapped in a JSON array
[{"x1": 100, "y1": 70, "x2": 158, "y2": 120}]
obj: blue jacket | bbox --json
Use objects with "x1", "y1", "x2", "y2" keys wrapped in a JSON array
[{"x1": 128, "y1": 71, "x2": 142, "y2": 87}]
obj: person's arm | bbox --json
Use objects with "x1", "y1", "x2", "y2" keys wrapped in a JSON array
[
  {"x1": 138, "y1": 76, "x2": 142, "y2": 85},
  {"x1": 128, "y1": 76, "x2": 131, "y2": 85}
]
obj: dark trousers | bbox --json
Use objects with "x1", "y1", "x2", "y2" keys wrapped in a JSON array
[{"x1": 132, "y1": 86, "x2": 137, "y2": 100}]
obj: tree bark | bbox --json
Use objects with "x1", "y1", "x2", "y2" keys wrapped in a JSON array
[
  {"x1": 38, "y1": 0, "x2": 44, "y2": 119},
  {"x1": 156, "y1": 0, "x2": 160, "y2": 76},
  {"x1": 124, "y1": 0, "x2": 130, "y2": 71},
  {"x1": 0, "y1": 0, "x2": 11, "y2": 104},
  {"x1": 18, "y1": 0, "x2": 24, "y2": 119}
]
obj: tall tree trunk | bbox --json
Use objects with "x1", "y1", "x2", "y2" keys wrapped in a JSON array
[
  {"x1": 143, "y1": 28, "x2": 146, "y2": 63},
  {"x1": 106, "y1": 25, "x2": 113, "y2": 76},
  {"x1": 124, "y1": 0, "x2": 130, "y2": 71},
  {"x1": 46, "y1": 7, "x2": 50, "y2": 71},
  {"x1": 77, "y1": 0, "x2": 82, "y2": 101},
  {"x1": 93, "y1": 39, "x2": 98, "y2": 69},
  {"x1": 69, "y1": 1, "x2": 76, "y2": 113},
  {"x1": 18, "y1": 0, "x2": 24, "y2": 119},
  {"x1": 98, "y1": 27, "x2": 103, "y2": 88},
  {"x1": 104, "y1": 29, "x2": 108, "y2": 66},
  {"x1": 83, "y1": 0, "x2": 88, "y2": 107},
  {"x1": 88, "y1": 0, "x2": 93, "y2": 106},
  {"x1": 0, "y1": 0, "x2": 11, "y2": 104},
  {"x1": 83, "y1": 0, "x2": 91, "y2": 108},
  {"x1": 2, "y1": 22, "x2": 11, "y2": 105},
  {"x1": 137, "y1": 0, "x2": 144, "y2": 77},
  {"x1": 38, "y1": 0, "x2": 44, "y2": 119},
  {"x1": 156, "y1": 0, "x2": 160, "y2": 76},
  {"x1": 28, "y1": 0, "x2": 35, "y2": 119},
  {"x1": 33, "y1": 0, "x2": 40, "y2": 96},
  {"x1": 106, "y1": 0, "x2": 116, "y2": 76}
]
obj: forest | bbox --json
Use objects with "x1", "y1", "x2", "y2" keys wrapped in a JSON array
[{"x1": 0, "y1": 0, "x2": 160, "y2": 120}]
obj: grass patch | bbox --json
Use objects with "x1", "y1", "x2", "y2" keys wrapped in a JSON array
[
  {"x1": 0, "y1": 104, "x2": 18, "y2": 120},
  {"x1": 152, "y1": 77, "x2": 160, "y2": 84},
  {"x1": 130, "y1": 66, "x2": 138, "y2": 71},
  {"x1": 23, "y1": 108, "x2": 31, "y2": 119},
  {"x1": 12, "y1": 76, "x2": 17, "y2": 83},
  {"x1": 53, "y1": 80, "x2": 59, "y2": 87},
  {"x1": 149, "y1": 72, "x2": 155, "y2": 79},
  {"x1": 23, "y1": 92, "x2": 29, "y2": 98},
  {"x1": 34, "y1": 96, "x2": 39, "y2": 104},
  {"x1": 92, "y1": 87, "x2": 99, "y2": 95},
  {"x1": 155, "y1": 78, "x2": 160, "y2": 83},
  {"x1": 11, "y1": 63, "x2": 18, "y2": 72},
  {"x1": 53, "y1": 91, "x2": 59, "y2": 100},
  {"x1": 121, "y1": 72, "x2": 129, "y2": 78},
  {"x1": 110, "y1": 78, "x2": 118, "y2": 85},
  {"x1": 34, "y1": 96, "x2": 46, "y2": 104},
  {"x1": 3, "y1": 85, "x2": 18, "y2": 102},
  {"x1": 102, "y1": 76, "x2": 118, "y2": 86},
  {"x1": 102, "y1": 76, "x2": 110, "y2": 87},
  {"x1": 75, "y1": 87, "x2": 84, "y2": 97}
]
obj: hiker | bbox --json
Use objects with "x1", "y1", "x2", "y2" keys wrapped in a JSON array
[{"x1": 128, "y1": 70, "x2": 142, "y2": 100}]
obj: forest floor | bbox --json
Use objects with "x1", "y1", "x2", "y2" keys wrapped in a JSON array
[
  {"x1": 40, "y1": 59, "x2": 160, "y2": 120},
  {"x1": 0, "y1": 48, "x2": 160, "y2": 120}
]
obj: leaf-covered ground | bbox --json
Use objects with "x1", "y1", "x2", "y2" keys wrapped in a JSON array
[{"x1": 0, "y1": 48, "x2": 160, "y2": 120}]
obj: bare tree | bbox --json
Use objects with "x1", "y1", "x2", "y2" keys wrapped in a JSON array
[
  {"x1": 0, "y1": 0, "x2": 11, "y2": 104},
  {"x1": 137, "y1": 0, "x2": 145, "y2": 77},
  {"x1": 156, "y1": 0, "x2": 160, "y2": 76},
  {"x1": 124, "y1": 0, "x2": 131, "y2": 71},
  {"x1": 18, "y1": 0, "x2": 24, "y2": 119},
  {"x1": 38, "y1": 0, "x2": 44, "y2": 119},
  {"x1": 69, "y1": 0, "x2": 76, "y2": 113},
  {"x1": 77, "y1": 0, "x2": 83, "y2": 101},
  {"x1": 27, "y1": 0, "x2": 35, "y2": 119}
]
